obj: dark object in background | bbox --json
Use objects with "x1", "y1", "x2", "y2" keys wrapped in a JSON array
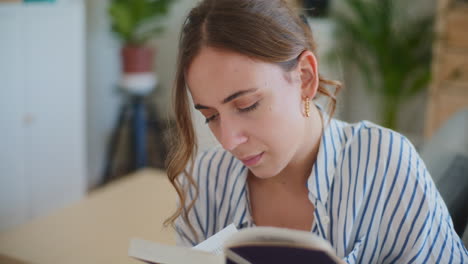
[
  {"x1": 419, "y1": 109, "x2": 468, "y2": 238},
  {"x1": 101, "y1": 91, "x2": 172, "y2": 186},
  {"x1": 436, "y1": 154, "x2": 468, "y2": 237},
  {"x1": 303, "y1": 0, "x2": 330, "y2": 17}
]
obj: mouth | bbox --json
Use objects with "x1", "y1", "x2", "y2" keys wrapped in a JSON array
[{"x1": 240, "y1": 152, "x2": 264, "y2": 167}]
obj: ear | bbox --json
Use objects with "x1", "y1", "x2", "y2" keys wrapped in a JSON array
[{"x1": 295, "y1": 50, "x2": 319, "y2": 99}]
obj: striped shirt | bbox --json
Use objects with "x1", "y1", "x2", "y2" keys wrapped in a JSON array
[{"x1": 175, "y1": 116, "x2": 468, "y2": 263}]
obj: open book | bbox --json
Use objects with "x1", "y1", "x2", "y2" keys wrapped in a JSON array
[{"x1": 129, "y1": 224, "x2": 342, "y2": 264}]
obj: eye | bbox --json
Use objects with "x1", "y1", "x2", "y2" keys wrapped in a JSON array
[
  {"x1": 205, "y1": 113, "x2": 219, "y2": 124},
  {"x1": 238, "y1": 101, "x2": 259, "y2": 113},
  {"x1": 204, "y1": 101, "x2": 260, "y2": 124}
]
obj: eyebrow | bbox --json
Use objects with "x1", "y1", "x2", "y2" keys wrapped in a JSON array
[{"x1": 194, "y1": 88, "x2": 258, "y2": 110}]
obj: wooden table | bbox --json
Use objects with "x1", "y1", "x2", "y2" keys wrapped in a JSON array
[{"x1": 0, "y1": 169, "x2": 176, "y2": 264}]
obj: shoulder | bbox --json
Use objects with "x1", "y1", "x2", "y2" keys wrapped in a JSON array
[
  {"x1": 190, "y1": 146, "x2": 239, "y2": 183},
  {"x1": 352, "y1": 122, "x2": 434, "y2": 210},
  {"x1": 180, "y1": 146, "x2": 247, "y2": 241},
  {"x1": 334, "y1": 119, "x2": 416, "y2": 160},
  {"x1": 192, "y1": 146, "x2": 225, "y2": 173},
  {"x1": 332, "y1": 119, "x2": 404, "y2": 145},
  {"x1": 183, "y1": 146, "x2": 246, "y2": 198},
  {"x1": 332, "y1": 119, "x2": 425, "y2": 186}
]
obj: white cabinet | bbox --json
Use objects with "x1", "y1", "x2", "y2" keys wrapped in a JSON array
[{"x1": 0, "y1": 1, "x2": 86, "y2": 231}]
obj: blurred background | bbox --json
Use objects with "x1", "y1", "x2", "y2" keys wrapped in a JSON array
[{"x1": 0, "y1": 0, "x2": 467, "y2": 263}]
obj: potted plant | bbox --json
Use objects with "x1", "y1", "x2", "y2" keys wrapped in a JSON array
[
  {"x1": 109, "y1": 0, "x2": 176, "y2": 94},
  {"x1": 331, "y1": 0, "x2": 434, "y2": 130}
]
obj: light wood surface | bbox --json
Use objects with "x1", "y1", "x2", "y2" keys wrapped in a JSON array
[{"x1": 0, "y1": 169, "x2": 176, "y2": 264}]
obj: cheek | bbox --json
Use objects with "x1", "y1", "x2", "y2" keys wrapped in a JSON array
[
  {"x1": 252, "y1": 93, "x2": 303, "y2": 149},
  {"x1": 270, "y1": 86, "x2": 303, "y2": 128},
  {"x1": 207, "y1": 123, "x2": 222, "y2": 142}
]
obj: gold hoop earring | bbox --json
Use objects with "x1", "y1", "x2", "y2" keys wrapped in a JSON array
[{"x1": 304, "y1": 97, "x2": 310, "y2": 117}]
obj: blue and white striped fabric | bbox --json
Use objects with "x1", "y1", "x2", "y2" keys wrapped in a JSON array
[{"x1": 175, "y1": 117, "x2": 468, "y2": 263}]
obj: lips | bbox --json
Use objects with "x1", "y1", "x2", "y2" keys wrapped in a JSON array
[{"x1": 240, "y1": 152, "x2": 264, "y2": 167}]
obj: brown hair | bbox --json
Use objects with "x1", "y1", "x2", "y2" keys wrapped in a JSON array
[{"x1": 164, "y1": 0, "x2": 342, "y2": 240}]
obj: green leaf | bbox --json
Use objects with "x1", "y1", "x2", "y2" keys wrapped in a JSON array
[
  {"x1": 330, "y1": 0, "x2": 434, "y2": 129},
  {"x1": 108, "y1": 0, "x2": 177, "y2": 44},
  {"x1": 139, "y1": 26, "x2": 165, "y2": 43},
  {"x1": 406, "y1": 70, "x2": 431, "y2": 98},
  {"x1": 109, "y1": 3, "x2": 135, "y2": 41}
]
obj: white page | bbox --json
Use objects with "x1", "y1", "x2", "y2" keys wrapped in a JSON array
[
  {"x1": 129, "y1": 224, "x2": 237, "y2": 263},
  {"x1": 193, "y1": 223, "x2": 238, "y2": 254},
  {"x1": 129, "y1": 239, "x2": 223, "y2": 264}
]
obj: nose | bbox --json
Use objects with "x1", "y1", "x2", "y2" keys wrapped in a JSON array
[{"x1": 217, "y1": 116, "x2": 248, "y2": 151}]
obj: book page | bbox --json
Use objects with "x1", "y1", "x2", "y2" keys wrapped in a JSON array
[
  {"x1": 128, "y1": 224, "x2": 237, "y2": 263},
  {"x1": 193, "y1": 223, "x2": 238, "y2": 254},
  {"x1": 129, "y1": 239, "x2": 223, "y2": 264}
]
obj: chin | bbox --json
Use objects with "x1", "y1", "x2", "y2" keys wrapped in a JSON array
[
  {"x1": 249, "y1": 165, "x2": 282, "y2": 180},
  {"x1": 247, "y1": 152, "x2": 290, "y2": 179}
]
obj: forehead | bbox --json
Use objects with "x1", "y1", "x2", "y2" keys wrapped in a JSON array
[{"x1": 186, "y1": 47, "x2": 282, "y2": 103}]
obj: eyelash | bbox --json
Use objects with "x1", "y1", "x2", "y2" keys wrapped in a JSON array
[
  {"x1": 205, "y1": 101, "x2": 260, "y2": 124},
  {"x1": 205, "y1": 114, "x2": 218, "y2": 124}
]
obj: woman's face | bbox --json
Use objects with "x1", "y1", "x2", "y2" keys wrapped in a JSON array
[{"x1": 187, "y1": 47, "x2": 308, "y2": 179}]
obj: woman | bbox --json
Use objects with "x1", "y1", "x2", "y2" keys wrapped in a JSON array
[{"x1": 164, "y1": 0, "x2": 468, "y2": 263}]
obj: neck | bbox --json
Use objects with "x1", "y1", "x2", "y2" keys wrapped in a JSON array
[{"x1": 249, "y1": 105, "x2": 324, "y2": 191}]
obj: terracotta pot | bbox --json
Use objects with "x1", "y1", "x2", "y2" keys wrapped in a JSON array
[{"x1": 121, "y1": 45, "x2": 155, "y2": 73}]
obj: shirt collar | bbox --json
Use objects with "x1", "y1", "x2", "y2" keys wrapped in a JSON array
[{"x1": 307, "y1": 109, "x2": 342, "y2": 204}]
